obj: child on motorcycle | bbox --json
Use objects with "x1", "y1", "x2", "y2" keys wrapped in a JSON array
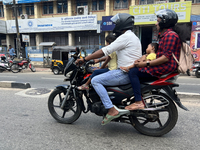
[
  {"x1": 77, "y1": 34, "x2": 117, "y2": 90},
  {"x1": 120, "y1": 43, "x2": 158, "y2": 72}
]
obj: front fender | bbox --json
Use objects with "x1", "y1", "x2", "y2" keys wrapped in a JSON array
[{"x1": 55, "y1": 84, "x2": 70, "y2": 91}]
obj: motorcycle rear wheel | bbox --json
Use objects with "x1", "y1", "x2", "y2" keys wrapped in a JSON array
[
  {"x1": 130, "y1": 93, "x2": 178, "y2": 137},
  {"x1": 48, "y1": 88, "x2": 82, "y2": 124},
  {"x1": 10, "y1": 64, "x2": 20, "y2": 73}
]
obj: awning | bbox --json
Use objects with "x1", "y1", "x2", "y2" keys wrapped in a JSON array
[{"x1": 39, "y1": 42, "x2": 56, "y2": 46}]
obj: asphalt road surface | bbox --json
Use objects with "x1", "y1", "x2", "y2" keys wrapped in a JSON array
[
  {"x1": 0, "y1": 72, "x2": 200, "y2": 94},
  {"x1": 0, "y1": 88, "x2": 200, "y2": 150}
]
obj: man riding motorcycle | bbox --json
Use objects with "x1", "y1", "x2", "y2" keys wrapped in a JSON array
[{"x1": 76, "y1": 13, "x2": 142, "y2": 125}]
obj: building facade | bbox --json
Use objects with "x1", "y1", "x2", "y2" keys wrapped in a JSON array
[{"x1": 0, "y1": 0, "x2": 200, "y2": 61}]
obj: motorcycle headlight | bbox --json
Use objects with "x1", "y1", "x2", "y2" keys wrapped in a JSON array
[{"x1": 194, "y1": 64, "x2": 200, "y2": 67}]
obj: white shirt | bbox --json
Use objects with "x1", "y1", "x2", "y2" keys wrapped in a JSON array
[{"x1": 102, "y1": 30, "x2": 142, "y2": 68}]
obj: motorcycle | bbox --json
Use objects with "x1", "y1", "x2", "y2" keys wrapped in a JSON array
[
  {"x1": 48, "y1": 48, "x2": 188, "y2": 137},
  {"x1": 0, "y1": 56, "x2": 15, "y2": 72},
  {"x1": 192, "y1": 61, "x2": 200, "y2": 78},
  {"x1": 10, "y1": 54, "x2": 36, "y2": 73}
]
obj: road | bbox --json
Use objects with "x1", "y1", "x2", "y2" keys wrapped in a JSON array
[
  {"x1": 0, "y1": 71, "x2": 200, "y2": 94},
  {"x1": 0, "y1": 88, "x2": 199, "y2": 150}
]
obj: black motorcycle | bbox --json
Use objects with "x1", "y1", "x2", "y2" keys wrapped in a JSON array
[
  {"x1": 192, "y1": 61, "x2": 200, "y2": 78},
  {"x1": 48, "y1": 47, "x2": 188, "y2": 137}
]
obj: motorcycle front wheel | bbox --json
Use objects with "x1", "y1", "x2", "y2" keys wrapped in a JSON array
[
  {"x1": 48, "y1": 88, "x2": 82, "y2": 124},
  {"x1": 10, "y1": 64, "x2": 20, "y2": 73},
  {"x1": 130, "y1": 93, "x2": 178, "y2": 137}
]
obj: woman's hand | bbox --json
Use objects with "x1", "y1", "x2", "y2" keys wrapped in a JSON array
[{"x1": 134, "y1": 61, "x2": 147, "y2": 68}]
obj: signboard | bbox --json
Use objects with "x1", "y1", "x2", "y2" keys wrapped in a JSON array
[
  {"x1": 1, "y1": 39, "x2": 6, "y2": 45},
  {"x1": 192, "y1": 21, "x2": 200, "y2": 31},
  {"x1": 129, "y1": 1, "x2": 192, "y2": 25},
  {"x1": 101, "y1": 16, "x2": 115, "y2": 31},
  {"x1": 190, "y1": 31, "x2": 200, "y2": 61},
  {"x1": 22, "y1": 35, "x2": 30, "y2": 42},
  {"x1": 6, "y1": 15, "x2": 97, "y2": 33},
  {"x1": 3, "y1": 0, "x2": 54, "y2": 4}
]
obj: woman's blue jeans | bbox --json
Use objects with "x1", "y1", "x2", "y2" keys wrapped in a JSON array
[
  {"x1": 90, "y1": 68, "x2": 109, "y2": 79},
  {"x1": 91, "y1": 69, "x2": 130, "y2": 109},
  {"x1": 128, "y1": 68, "x2": 158, "y2": 101}
]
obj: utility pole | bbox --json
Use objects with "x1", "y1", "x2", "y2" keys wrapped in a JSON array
[{"x1": 13, "y1": 0, "x2": 21, "y2": 58}]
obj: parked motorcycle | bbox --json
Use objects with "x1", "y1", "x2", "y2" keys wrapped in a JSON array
[
  {"x1": 10, "y1": 54, "x2": 36, "y2": 73},
  {"x1": 192, "y1": 61, "x2": 200, "y2": 78},
  {"x1": 0, "y1": 56, "x2": 15, "y2": 72},
  {"x1": 48, "y1": 48, "x2": 188, "y2": 137}
]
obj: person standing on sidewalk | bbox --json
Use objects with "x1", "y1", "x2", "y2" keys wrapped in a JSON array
[{"x1": 7, "y1": 45, "x2": 16, "y2": 59}]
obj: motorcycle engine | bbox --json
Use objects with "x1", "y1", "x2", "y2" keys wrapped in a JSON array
[{"x1": 91, "y1": 101, "x2": 108, "y2": 116}]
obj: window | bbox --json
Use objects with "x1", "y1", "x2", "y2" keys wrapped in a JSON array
[
  {"x1": 160, "y1": 0, "x2": 175, "y2": 2},
  {"x1": 92, "y1": 0, "x2": 104, "y2": 11},
  {"x1": 43, "y1": 2, "x2": 53, "y2": 14},
  {"x1": 0, "y1": 5, "x2": 4, "y2": 17},
  {"x1": 139, "y1": 0, "x2": 154, "y2": 5},
  {"x1": 57, "y1": 0, "x2": 68, "y2": 13},
  {"x1": 114, "y1": 0, "x2": 128, "y2": 9},
  {"x1": 26, "y1": 4, "x2": 34, "y2": 15},
  {"x1": 77, "y1": 0, "x2": 88, "y2": 6},
  {"x1": 17, "y1": 4, "x2": 22, "y2": 16},
  {"x1": 186, "y1": 0, "x2": 200, "y2": 3}
]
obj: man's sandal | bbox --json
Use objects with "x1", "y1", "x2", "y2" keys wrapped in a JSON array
[
  {"x1": 101, "y1": 113, "x2": 121, "y2": 126},
  {"x1": 77, "y1": 84, "x2": 89, "y2": 90}
]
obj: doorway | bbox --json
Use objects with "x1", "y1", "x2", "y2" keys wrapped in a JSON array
[{"x1": 141, "y1": 26, "x2": 152, "y2": 54}]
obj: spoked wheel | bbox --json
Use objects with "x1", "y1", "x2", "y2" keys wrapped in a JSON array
[
  {"x1": 30, "y1": 64, "x2": 36, "y2": 72},
  {"x1": 10, "y1": 64, "x2": 20, "y2": 73},
  {"x1": 48, "y1": 88, "x2": 82, "y2": 124},
  {"x1": 130, "y1": 93, "x2": 178, "y2": 136}
]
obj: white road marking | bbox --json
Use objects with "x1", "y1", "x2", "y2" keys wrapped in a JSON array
[{"x1": 0, "y1": 76, "x2": 17, "y2": 78}]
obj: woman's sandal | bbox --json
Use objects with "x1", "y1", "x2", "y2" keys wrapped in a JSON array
[
  {"x1": 125, "y1": 103, "x2": 145, "y2": 110},
  {"x1": 77, "y1": 84, "x2": 89, "y2": 90},
  {"x1": 101, "y1": 113, "x2": 121, "y2": 126}
]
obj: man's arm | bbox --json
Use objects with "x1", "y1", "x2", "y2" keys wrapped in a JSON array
[{"x1": 76, "y1": 49, "x2": 105, "y2": 64}]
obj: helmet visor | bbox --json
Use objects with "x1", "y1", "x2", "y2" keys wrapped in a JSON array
[{"x1": 111, "y1": 14, "x2": 120, "y2": 24}]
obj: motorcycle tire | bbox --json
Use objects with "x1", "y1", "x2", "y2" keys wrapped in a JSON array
[
  {"x1": 130, "y1": 92, "x2": 178, "y2": 137},
  {"x1": 48, "y1": 88, "x2": 82, "y2": 124},
  {"x1": 30, "y1": 64, "x2": 36, "y2": 72},
  {"x1": 195, "y1": 69, "x2": 200, "y2": 78},
  {"x1": 10, "y1": 64, "x2": 20, "y2": 73}
]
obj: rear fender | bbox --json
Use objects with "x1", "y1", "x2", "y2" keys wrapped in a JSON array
[{"x1": 163, "y1": 85, "x2": 189, "y2": 111}]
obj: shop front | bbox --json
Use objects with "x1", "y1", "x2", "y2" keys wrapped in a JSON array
[{"x1": 190, "y1": 21, "x2": 200, "y2": 61}]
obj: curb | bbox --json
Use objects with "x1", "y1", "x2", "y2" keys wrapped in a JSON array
[
  {"x1": 178, "y1": 92, "x2": 200, "y2": 99},
  {"x1": 0, "y1": 81, "x2": 31, "y2": 89}
]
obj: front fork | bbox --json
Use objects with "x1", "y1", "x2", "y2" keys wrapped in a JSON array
[{"x1": 56, "y1": 84, "x2": 86, "y2": 112}]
